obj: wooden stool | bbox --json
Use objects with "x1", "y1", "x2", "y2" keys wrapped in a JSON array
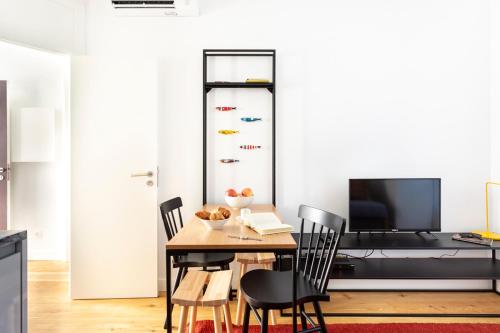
[
  {"x1": 172, "y1": 270, "x2": 233, "y2": 333},
  {"x1": 235, "y1": 253, "x2": 277, "y2": 326}
]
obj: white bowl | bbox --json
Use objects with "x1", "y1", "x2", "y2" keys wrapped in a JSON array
[
  {"x1": 198, "y1": 217, "x2": 230, "y2": 230},
  {"x1": 224, "y1": 195, "x2": 254, "y2": 208}
]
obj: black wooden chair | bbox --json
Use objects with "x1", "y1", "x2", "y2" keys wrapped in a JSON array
[
  {"x1": 161, "y1": 197, "x2": 235, "y2": 328},
  {"x1": 240, "y1": 204, "x2": 346, "y2": 333}
]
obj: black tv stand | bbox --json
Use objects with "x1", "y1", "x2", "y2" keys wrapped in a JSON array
[
  {"x1": 286, "y1": 232, "x2": 499, "y2": 318},
  {"x1": 359, "y1": 231, "x2": 390, "y2": 238}
]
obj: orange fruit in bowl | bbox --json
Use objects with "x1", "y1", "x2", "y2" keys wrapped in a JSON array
[
  {"x1": 225, "y1": 188, "x2": 238, "y2": 197},
  {"x1": 241, "y1": 188, "x2": 254, "y2": 197}
]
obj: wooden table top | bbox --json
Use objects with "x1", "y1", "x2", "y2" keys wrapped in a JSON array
[{"x1": 165, "y1": 204, "x2": 297, "y2": 251}]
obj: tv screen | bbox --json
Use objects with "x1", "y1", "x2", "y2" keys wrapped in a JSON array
[{"x1": 349, "y1": 178, "x2": 441, "y2": 232}]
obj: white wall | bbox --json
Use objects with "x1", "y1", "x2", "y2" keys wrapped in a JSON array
[
  {"x1": 490, "y1": 1, "x2": 500, "y2": 294},
  {"x1": 490, "y1": 0, "x2": 500, "y2": 237},
  {"x1": 84, "y1": 0, "x2": 492, "y2": 289},
  {"x1": 0, "y1": 0, "x2": 86, "y2": 54},
  {"x1": 0, "y1": 41, "x2": 70, "y2": 260}
]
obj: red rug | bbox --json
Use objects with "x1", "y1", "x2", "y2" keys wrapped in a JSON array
[{"x1": 193, "y1": 320, "x2": 500, "y2": 333}]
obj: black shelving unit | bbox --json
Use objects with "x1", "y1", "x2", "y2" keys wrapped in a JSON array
[
  {"x1": 203, "y1": 49, "x2": 276, "y2": 205},
  {"x1": 204, "y1": 82, "x2": 274, "y2": 92}
]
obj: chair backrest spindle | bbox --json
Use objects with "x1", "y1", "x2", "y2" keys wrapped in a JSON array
[
  {"x1": 302, "y1": 222, "x2": 316, "y2": 277},
  {"x1": 309, "y1": 225, "x2": 323, "y2": 281},
  {"x1": 314, "y1": 228, "x2": 330, "y2": 285},
  {"x1": 160, "y1": 197, "x2": 184, "y2": 241},
  {"x1": 297, "y1": 205, "x2": 346, "y2": 294},
  {"x1": 177, "y1": 208, "x2": 184, "y2": 228}
]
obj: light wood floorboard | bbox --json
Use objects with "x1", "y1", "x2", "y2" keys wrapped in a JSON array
[{"x1": 28, "y1": 261, "x2": 500, "y2": 333}]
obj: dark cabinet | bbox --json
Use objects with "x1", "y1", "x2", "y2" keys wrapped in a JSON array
[{"x1": 0, "y1": 231, "x2": 27, "y2": 333}]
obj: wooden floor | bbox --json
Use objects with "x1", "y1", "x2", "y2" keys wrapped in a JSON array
[{"x1": 29, "y1": 261, "x2": 500, "y2": 333}]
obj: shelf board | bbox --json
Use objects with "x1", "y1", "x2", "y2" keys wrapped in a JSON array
[
  {"x1": 292, "y1": 233, "x2": 500, "y2": 250},
  {"x1": 332, "y1": 258, "x2": 500, "y2": 280},
  {"x1": 339, "y1": 233, "x2": 500, "y2": 250},
  {"x1": 204, "y1": 82, "x2": 274, "y2": 92}
]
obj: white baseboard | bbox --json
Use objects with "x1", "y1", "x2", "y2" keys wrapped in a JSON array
[
  {"x1": 158, "y1": 277, "x2": 496, "y2": 292},
  {"x1": 329, "y1": 279, "x2": 492, "y2": 290}
]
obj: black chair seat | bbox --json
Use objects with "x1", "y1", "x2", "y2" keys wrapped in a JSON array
[
  {"x1": 174, "y1": 252, "x2": 235, "y2": 268},
  {"x1": 241, "y1": 269, "x2": 330, "y2": 310}
]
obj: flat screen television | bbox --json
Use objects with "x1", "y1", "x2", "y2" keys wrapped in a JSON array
[{"x1": 349, "y1": 178, "x2": 441, "y2": 232}]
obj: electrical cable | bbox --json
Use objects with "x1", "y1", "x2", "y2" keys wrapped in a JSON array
[
  {"x1": 433, "y1": 249, "x2": 460, "y2": 259},
  {"x1": 380, "y1": 249, "x2": 390, "y2": 258},
  {"x1": 379, "y1": 249, "x2": 460, "y2": 259},
  {"x1": 337, "y1": 249, "x2": 375, "y2": 260}
]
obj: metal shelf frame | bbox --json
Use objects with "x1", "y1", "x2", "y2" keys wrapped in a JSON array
[{"x1": 202, "y1": 49, "x2": 276, "y2": 205}]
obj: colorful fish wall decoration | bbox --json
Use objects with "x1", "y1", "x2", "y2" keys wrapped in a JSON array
[
  {"x1": 241, "y1": 117, "x2": 262, "y2": 122},
  {"x1": 218, "y1": 130, "x2": 239, "y2": 135},
  {"x1": 216, "y1": 107, "x2": 237, "y2": 111},
  {"x1": 240, "y1": 145, "x2": 262, "y2": 150}
]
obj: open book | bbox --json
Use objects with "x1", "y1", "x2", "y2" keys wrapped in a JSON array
[{"x1": 245, "y1": 213, "x2": 293, "y2": 235}]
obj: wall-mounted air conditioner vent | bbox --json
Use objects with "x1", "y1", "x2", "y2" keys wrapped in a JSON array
[{"x1": 111, "y1": 0, "x2": 198, "y2": 17}]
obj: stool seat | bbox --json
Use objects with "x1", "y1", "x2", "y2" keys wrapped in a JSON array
[
  {"x1": 201, "y1": 270, "x2": 233, "y2": 306},
  {"x1": 172, "y1": 270, "x2": 233, "y2": 333},
  {"x1": 172, "y1": 271, "x2": 209, "y2": 306},
  {"x1": 236, "y1": 252, "x2": 276, "y2": 265}
]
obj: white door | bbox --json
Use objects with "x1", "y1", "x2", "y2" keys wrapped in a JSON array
[{"x1": 70, "y1": 57, "x2": 158, "y2": 299}]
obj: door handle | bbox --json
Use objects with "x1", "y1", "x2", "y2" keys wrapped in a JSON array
[
  {"x1": 0, "y1": 167, "x2": 9, "y2": 181},
  {"x1": 131, "y1": 171, "x2": 154, "y2": 178}
]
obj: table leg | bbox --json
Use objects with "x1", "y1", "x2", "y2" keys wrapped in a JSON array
[
  {"x1": 164, "y1": 249, "x2": 172, "y2": 332},
  {"x1": 493, "y1": 250, "x2": 498, "y2": 294},
  {"x1": 292, "y1": 252, "x2": 297, "y2": 333}
]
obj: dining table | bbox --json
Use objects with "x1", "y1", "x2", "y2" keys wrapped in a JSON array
[{"x1": 164, "y1": 204, "x2": 298, "y2": 333}]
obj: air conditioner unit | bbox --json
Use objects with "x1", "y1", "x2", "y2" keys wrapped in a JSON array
[{"x1": 111, "y1": 0, "x2": 199, "y2": 17}]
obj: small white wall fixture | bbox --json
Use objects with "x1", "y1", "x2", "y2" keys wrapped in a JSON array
[{"x1": 11, "y1": 107, "x2": 55, "y2": 162}]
